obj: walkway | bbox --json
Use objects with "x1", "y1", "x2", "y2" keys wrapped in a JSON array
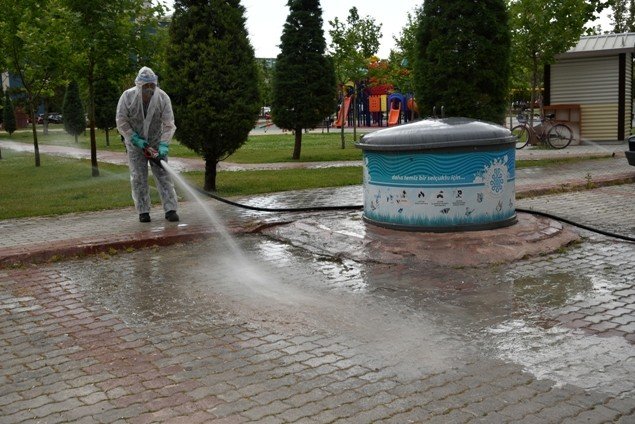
[{"x1": 0, "y1": 139, "x2": 628, "y2": 172}]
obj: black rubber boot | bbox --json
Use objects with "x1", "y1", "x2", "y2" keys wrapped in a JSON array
[{"x1": 165, "y1": 210, "x2": 179, "y2": 222}]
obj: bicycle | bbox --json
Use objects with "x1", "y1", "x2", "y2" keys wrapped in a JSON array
[{"x1": 511, "y1": 111, "x2": 573, "y2": 150}]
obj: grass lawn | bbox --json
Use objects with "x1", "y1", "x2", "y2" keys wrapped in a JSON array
[
  {"x1": 189, "y1": 166, "x2": 362, "y2": 198},
  {"x1": 0, "y1": 150, "x2": 138, "y2": 219},
  {"x1": 225, "y1": 132, "x2": 363, "y2": 162},
  {"x1": 0, "y1": 150, "x2": 362, "y2": 219}
]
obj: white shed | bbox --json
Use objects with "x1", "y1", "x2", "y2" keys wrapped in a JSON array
[{"x1": 546, "y1": 33, "x2": 635, "y2": 143}]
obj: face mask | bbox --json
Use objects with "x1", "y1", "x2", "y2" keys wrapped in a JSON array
[{"x1": 142, "y1": 87, "x2": 155, "y2": 98}]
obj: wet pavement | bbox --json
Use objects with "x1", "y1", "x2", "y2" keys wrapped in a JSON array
[{"x1": 1, "y1": 143, "x2": 635, "y2": 423}]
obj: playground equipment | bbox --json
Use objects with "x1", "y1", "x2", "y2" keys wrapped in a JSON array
[
  {"x1": 336, "y1": 90, "x2": 417, "y2": 129},
  {"x1": 387, "y1": 94, "x2": 405, "y2": 126},
  {"x1": 387, "y1": 102, "x2": 400, "y2": 126},
  {"x1": 335, "y1": 96, "x2": 352, "y2": 128}
]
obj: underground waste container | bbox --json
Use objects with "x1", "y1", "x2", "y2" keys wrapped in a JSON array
[{"x1": 356, "y1": 117, "x2": 517, "y2": 232}]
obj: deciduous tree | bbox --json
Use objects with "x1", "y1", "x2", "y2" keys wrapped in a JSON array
[
  {"x1": 256, "y1": 59, "x2": 274, "y2": 110},
  {"x1": 0, "y1": 0, "x2": 72, "y2": 167},
  {"x1": 507, "y1": 0, "x2": 601, "y2": 123},
  {"x1": 388, "y1": 6, "x2": 423, "y2": 97},
  {"x1": 63, "y1": 0, "x2": 162, "y2": 176},
  {"x1": 329, "y1": 7, "x2": 381, "y2": 144},
  {"x1": 608, "y1": 0, "x2": 635, "y2": 32}
]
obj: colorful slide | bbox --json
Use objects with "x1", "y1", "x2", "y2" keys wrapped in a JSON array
[
  {"x1": 336, "y1": 96, "x2": 352, "y2": 128},
  {"x1": 388, "y1": 102, "x2": 401, "y2": 126}
]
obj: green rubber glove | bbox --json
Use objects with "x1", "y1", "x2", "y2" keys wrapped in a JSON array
[
  {"x1": 131, "y1": 133, "x2": 148, "y2": 149},
  {"x1": 158, "y1": 141, "x2": 169, "y2": 159}
]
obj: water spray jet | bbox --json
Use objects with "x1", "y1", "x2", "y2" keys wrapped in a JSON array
[{"x1": 159, "y1": 159, "x2": 276, "y2": 288}]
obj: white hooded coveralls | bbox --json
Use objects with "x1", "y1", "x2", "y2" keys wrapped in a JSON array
[{"x1": 116, "y1": 67, "x2": 178, "y2": 215}]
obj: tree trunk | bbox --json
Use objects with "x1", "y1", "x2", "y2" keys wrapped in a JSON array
[
  {"x1": 105, "y1": 129, "x2": 110, "y2": 146},
  {"x1": 340, "y1": 89, "x2": 346, "y2": 149},
  {"x1": 88, "y1": 52, "x2": 99, "y2": 177},
  {"x1": 529, "y1": 53, "x2": 539, "y2": 129},
  {"x1": 30, "y1": 104, "x2": 40, "y2": 167},
  {"x1": 340, "y1": 122, "x2": 345, "y2": 149},
  {"x1": 292, "y1": 126, "x2": 302, "y2": 160},
  {"x1": 43, "y1": 98, "x2": 49, "y2": 136},
  {"x1": 204, "y1": 159, "x2": 218, "y2": 192},
  {"x1": 352, "y1": 84, "x2": 357, "y2": 142}
]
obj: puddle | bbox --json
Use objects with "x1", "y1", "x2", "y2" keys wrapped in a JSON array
[
  {"x1": 511, "y1": 273, "x2": 594, "y2": 310},
  {"x1": 486, "y1": 319, "x2": 634, "y2": 397}
]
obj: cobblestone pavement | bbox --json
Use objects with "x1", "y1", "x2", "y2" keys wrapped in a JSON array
[
  {"x1": 1, "y1": 224, "x2": 634, "y2": 422},
  {"x1": 1, "y1": 152, "x2": 635, "y2": 422}
]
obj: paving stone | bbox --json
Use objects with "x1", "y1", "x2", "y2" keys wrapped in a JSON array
[
  {"x1": 498, "y1": 400, "x2": 548, "y2": 420},
  {"x1": 277, "y1": 402, "x2": 329, "y2": 422},
  {"x1": 0, "y1": 392, "x2": 23, "y2": 407},
  {"x1": 604, "y1": 397, "x2": 635, "y2": 415},
  {"x1": 29, "y1": 398, "x2": 84, "y2": 419},
  {"x1": 241, "y1": 400, "x2": 291, "y2": 421},
  {"x1": 2, "y1": 394, "x2": 53, "y2": 415},
  {"x1": 381, "y1": 406, "x2": 433, "y2": 423},
  {"x1": 534, "y1": 403, "x2": 585, "y2": 422}
]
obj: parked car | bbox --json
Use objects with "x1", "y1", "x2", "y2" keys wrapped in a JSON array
[
  {"x1": 35, "y1": 113, "x2": 63, "y2": 124},
  {"x1": 48, "y1": 113, "x2": 63, "y2": 124}
]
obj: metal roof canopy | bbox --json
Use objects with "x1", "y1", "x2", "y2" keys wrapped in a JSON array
[{"x1": 556, "y1": 32, "x2": 635, "y2": 59}]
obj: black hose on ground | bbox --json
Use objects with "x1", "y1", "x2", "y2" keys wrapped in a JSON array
[
  {"x1": 194, "y1": 186, "x2": 363, "y2": 213},
  {"x1": 195, "y1": 187, "x2": 634, "y2": 242},
  {"x1": 515, "y1": 207, "x2": 635, "y2": 243}
]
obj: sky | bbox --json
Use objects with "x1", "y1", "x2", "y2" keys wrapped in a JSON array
[
  {"x1": 161, "y1": 1, "x2": 419, "y2": 59},
  {"x1": 239, "y1": 0, "x2": 418, "y2": 58},
  {"x1": 161, "y1": 1, "x2": 613, "y2": 59}
]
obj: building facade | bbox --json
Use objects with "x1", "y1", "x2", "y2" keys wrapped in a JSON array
[{"x1": 545, "y1": 33, "x2": 635, "y2": 143}]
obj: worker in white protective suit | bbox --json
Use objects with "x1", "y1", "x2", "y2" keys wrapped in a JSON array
[{"x1": 116, "y1": 67, "x2": 179, "y2": 223}]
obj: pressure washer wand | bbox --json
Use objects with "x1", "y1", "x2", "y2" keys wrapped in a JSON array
[{"x1": 142, "y1": 146, "x2": 164, "y2": 169}]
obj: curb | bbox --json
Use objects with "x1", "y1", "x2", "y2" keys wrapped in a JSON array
[
  {"x1": 0, "y1": 227, "x2": 215, "y2": 269},
  {"x1": 516, "y1": 173, "x2": 635, "y2": 198}
]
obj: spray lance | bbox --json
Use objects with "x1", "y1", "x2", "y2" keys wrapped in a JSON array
[{"x1": 143, "y1": 146, "x2": 164, "y2": 169}]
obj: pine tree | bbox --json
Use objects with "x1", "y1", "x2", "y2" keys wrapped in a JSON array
[
  {"x1": 3, "y1": 92, "x2": 17, "y2": 135},
  {"x1": 165, "y1": 0, "x2": 260, "y2": 191},
  {"x1": 94, "y1": 79, "x2": 120, "y2": 147},
  {"x1": 62, "y1": 81, "x2": 86, "y2": 143},
  {"x1": 414, "y1": 0, "x2": 510, "y2": 123},
  {"x1": 273, "y1": 0, "x2": 337, "y2": 159}
]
